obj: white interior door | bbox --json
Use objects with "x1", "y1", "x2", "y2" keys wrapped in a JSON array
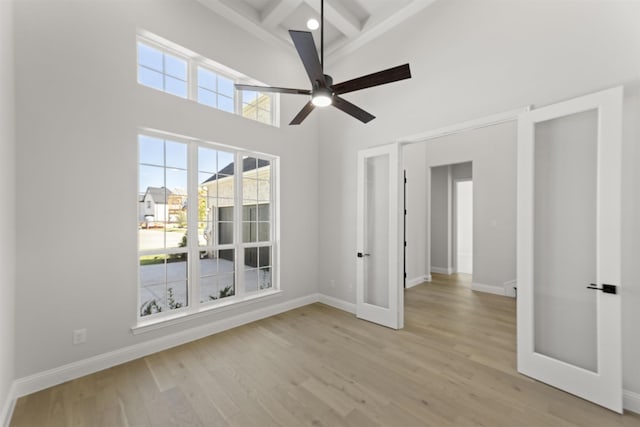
[
  {"x1": 356, "y1": 144, "x2": 403, "y2": 329},
  {"x1": 517, "y1": 87, "x2": 623, "y2": 412}
]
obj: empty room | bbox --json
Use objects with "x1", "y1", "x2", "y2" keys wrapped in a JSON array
[{"x1": 1, "y1": 0, "x2": 640, "y2": 425}]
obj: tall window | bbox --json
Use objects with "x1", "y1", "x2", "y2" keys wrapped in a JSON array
[
  {"x1": 136, "y1": 34, "x2": 278, "y2": 127},
  {"x1": 138, "y1": 134, "x2": 277, "y2": 321},
  {"x1": 138, "y1": 136, "x2": 188, "y2": 315}
]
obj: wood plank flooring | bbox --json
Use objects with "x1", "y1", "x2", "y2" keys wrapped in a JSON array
[{"x1": 10, "y1": 273, "x2": 640, "y2": 426}]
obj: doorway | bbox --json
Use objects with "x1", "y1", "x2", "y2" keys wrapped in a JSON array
[{"x1": 428, "y1": 162, "x2": 473, "y2": 279}]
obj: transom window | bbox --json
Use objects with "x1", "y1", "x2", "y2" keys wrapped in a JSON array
[
  {"x1": 138, "y1": 133, "x2": 278, "y2": 322},
  {"x1": 197, "y1": 67, "x2": 235, "y2": 113},
  {"x1": 241, "y1": 90, "x2": 273, "y2": 124},
  {"x1": 137, "y1": 42, "x2": 188, "y2": 98},
  {"x1": 136, "y1": 33, "x2": 278, "y2": 127}
]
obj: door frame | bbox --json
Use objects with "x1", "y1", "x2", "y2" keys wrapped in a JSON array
[{"x1": 397, "y1": 107, "x2": 529, "y2": 282}]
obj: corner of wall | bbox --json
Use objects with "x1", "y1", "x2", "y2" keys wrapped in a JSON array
[
  {"x1": 0, "y1": 0, "x2": 16, "y2": 425},
  {"x1": 1, "y1": 383, "x2": 16, "y2": 427}
]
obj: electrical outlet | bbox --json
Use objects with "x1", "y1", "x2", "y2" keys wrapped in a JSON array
[{"x1": 73, "y1": 328, "x2": 87, "y2": 345}]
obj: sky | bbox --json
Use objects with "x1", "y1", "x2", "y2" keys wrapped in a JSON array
[{"x1": 138, "y1": 135, "x2": 234, "y2": 194}]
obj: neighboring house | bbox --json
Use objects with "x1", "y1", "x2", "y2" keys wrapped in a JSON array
[
  {"x1": 139, "y1": 186, "x2": 187, "y2": 225},
  {"x1": 202, "y1": 157, "x2": 271, "y2": 265},
  {"x1": 137, "y1": 193, "x2": 145, "y2": 222}
]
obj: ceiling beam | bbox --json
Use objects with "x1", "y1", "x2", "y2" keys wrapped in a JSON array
[
  {"x1": 261, "y1": 0, "x2": 302, "y2": 28},
  {"x1": 303, "y1": 0, "x2": 361, "y2": 38},
  {"x1": 196, "y1": 0, "x2": 291, "y2": 50},
  {"x1": 326, "y1": 0, "x2": 438, "y2": 62}
]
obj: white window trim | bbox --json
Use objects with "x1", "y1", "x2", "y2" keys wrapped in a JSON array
[
  {"x1": 132, "y1": 289, "x2": 283, "y2": 334},
  {"x1": 136, "y1": 129, "x2": 280, "y2": 331}
]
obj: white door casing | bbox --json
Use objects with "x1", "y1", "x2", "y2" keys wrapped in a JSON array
[{"x1": 517, "y1": 86, "x2": 623, "y2": 412}]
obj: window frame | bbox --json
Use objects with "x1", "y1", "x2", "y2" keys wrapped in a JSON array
[
  {"x1": 136, "y1": 131, "x2": 280, "y2": 331},
  {"x1": 137, "y1": 32, "x2": 279, "y2": 127}
]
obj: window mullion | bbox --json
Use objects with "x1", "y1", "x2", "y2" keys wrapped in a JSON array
[
  {"x1": 235, "y1": 88, "x2": 242, "y2": 117},
  {"x1": 272, "y1": 157, "x2": 278, "y2": 289},
  {"x1": 235, "y1": 151, "x2": 245, "y2": 298},
  {"x1": 187, "y1": 141, "x2": 199, "y2": 314},
  {"x1": 189, "y1": 59, "x2": 197, "y2": 101}
]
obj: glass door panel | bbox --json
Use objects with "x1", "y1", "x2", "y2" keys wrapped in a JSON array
[
  {"x1": 356, "y1": 144, "x2": 402, "y2": 330},
  {"x1": 533, "y1": 110, "x2": 598, "y2": 372},
  {"x1": 364, "y1": 154, "x2": 390, "y2": 309}
]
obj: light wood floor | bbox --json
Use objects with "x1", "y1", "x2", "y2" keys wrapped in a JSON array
[{"x1": 11, "y1": 273, "x2": 640, "y2": 426}]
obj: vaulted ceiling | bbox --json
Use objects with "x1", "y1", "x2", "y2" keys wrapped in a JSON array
[{"x1": 197, "y1": 0, "x2": 438, "y2": 61}]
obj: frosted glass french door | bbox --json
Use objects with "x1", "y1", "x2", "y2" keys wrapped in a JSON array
[
  {"x1": 517, "y1": 87, "x2": 623, "y2": 412},
  {"x1": 356, "y1": 144, "x2": 403, "y2": 329}
]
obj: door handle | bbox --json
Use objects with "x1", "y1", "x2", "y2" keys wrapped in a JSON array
[
  {"x1": 587, "y1": 283, "x2": 617, "y2": 294},
  {"x1": 356, "y1": 252, "x2": 371, "y2": 258}
]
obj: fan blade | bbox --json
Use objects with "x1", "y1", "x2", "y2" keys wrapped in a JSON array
[
  {"x1": 289, "y1": 101, "x2": 315, "y2": 125},
  {"x1": 332, "y1": 96, "x2": 375, "y2": 123},
  {"x1": 332, "y1": 64, "x2": 411, "y2": 95},
  {"x1": 289, "y1": 30, "x2": 325, "y2": 87},
  {"x1": 234, "y1": 84, "x2": 311, "y2": 95}
]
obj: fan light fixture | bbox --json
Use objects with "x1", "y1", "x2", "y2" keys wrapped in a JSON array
[
  {"x1": 311, "y1": 89, "x2": 332, "y2": 107},
  {"x1": 306, "y1": 18, "x2": 319, "y2": 30}
]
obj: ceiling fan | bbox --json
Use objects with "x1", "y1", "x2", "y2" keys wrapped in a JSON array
[{"x1": 234, "y1": 0, "x2": 412, "y2": 125}]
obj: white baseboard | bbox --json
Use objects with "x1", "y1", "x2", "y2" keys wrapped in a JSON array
[
  {"x1": 624, "y1": 389, "x2": 640, "y2": 415},
  {"x1": 11, "y1": 293, "x2": 319, "y2": 400},
  {"x1": 503, "y1": 279, "x2": 517, "y2": 298},
  {"x1": 473, "y1": 280, "x2": 516, "y2": 298},
  {"x1": 317, "y1": 294, "x2": 356, "y2": 314},
  {"x1": 425, "y1": 274, "x2": 432, "y2": 282},
  {"x1": 471, "y1": 282, "x2": 507, "y2": 296},
  {"x1": 406, "y1": 275, "x2": 428, "y2": 289},
  {"x1": 431, "y1": 266, "x2": 453, "y2": 275},
  {"x1": 1, "y1": 383, "x2": 16, "y2": 427}
]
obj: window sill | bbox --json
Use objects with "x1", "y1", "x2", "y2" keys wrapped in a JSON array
[{"x1": 131, "y1": 289, "x2": 283, "y2": 335}]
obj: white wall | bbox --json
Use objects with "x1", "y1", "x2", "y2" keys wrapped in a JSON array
[
  {"x1": 14, "y1": 0, "x2": 319, "y2": 379},
  {"x1": 317, "y1": 0, "x2": 640, "y2": 395},
  {"x1": 0, "y1": 0, "x2": 16, "y2": 419},
  {"x1": 430, "y1": 165, "x2": 450, "y2": 272}
]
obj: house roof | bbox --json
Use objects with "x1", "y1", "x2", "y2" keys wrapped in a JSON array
[
  {"x1": 202, "y1": 157, "x2": 269, "y2": 184},
  {"x1": 144, "y1": 186, "x2": 173, "y2": 204}
]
